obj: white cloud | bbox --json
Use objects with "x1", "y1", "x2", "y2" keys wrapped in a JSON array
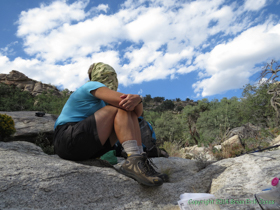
[
  {"x1": 96, "y1": 4, "x2": 109, "y2": 13},
  {"x1": 17, "y1": 0, "x2": 88, "y2": 36},
  {"x1": 0, "y1": 0, "x2": 277, "y2": 97},
  {"x1": 126, "y1": 7, "x2": 170, "y2": 44},
  {"x1": 193, "y1": 22, "x2": 280, "y2": 97},
  {"x1": 244, "y1": 0, "x2": 266, "y2": 11},
  {"x1": 22, "y1": 14, "x2": 124, "y2": 62},
  {"x1": 138, "y1": 89, "x2": 143, "y2": 95}
]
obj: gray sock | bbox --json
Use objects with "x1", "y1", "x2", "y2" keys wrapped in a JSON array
[
  {"x1": 138, "y1": 145, "x2": 144, "y2": 154},
  {"x1": 122, "y1": 140, "x2": 140, "y2": 156}
]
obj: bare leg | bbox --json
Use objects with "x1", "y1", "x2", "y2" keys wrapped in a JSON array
[
  {"x1": 94, "y1": 106, "x2": 164, "y2": 186},
  {"x1": 94, "y1": 105, "x2": 141, "y2": 146},
  {"x1": 113, "y1": 108, "x2": 141, "y2": 145},
  {"x1": 132, "y1": 112, "x2": 142, "y2": 146}
]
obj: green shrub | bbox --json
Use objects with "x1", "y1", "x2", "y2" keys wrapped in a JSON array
[
  {"x1": 0, "y1": 83, "x2": 34, "y2": 111},
  {"x1": 0, "y1": 114, "x2": 16, "y2": 140}
]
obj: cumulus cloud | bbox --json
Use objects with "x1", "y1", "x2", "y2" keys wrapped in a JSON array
[
  {"x1": 0, "y1": 0, "x2": 278, "y2": 97},
  {"x1": 17, "y1": 0, "x2": 88, "y2": 36},
  {"x1": 193, "y1": 22, "x2": 280, "y2": 97},
  {"x1": 244, "y1": 0, "x2": 266, "y2": 11}
]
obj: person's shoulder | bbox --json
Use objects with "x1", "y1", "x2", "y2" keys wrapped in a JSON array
[
  {"x1": 84, "y1": 81, "x2": 106, "y2": 88},
  {"x1": 81, "y1": 81, "x2": 106, "y2": 95}
]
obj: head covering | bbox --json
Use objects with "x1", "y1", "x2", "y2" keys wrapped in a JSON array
[{"x1": 88, "y1": 62, "x2": 118, "y2": 91}]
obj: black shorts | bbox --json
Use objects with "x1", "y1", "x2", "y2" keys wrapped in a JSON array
[{"x1": 53, "y1": 114, "x2": 113, "y2": 161}]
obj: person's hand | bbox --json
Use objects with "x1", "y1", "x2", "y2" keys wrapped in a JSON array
[{"x1": 119, "y1": 94, "x2": 141, "y2": 111}]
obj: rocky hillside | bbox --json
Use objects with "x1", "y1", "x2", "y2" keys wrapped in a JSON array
[
  {"x1": 144, "y1": 100, "x2": 197, "y2": 112},
  {"x1": 0, "y1": 70, "x2": 196, "y2": 112},
  {"x1": 0, "y1": 70, "x2": 61, "y2": 96}
]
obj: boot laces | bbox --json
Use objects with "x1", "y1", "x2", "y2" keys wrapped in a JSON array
[{"x1": 140, "y1": 155, "x2": 158, "y2": 176}]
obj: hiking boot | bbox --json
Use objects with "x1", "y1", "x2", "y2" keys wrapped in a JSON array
[
  {"x1": 142, "y1": 153, "x2": 169, "y2": 182},
  {"x1": 119, "y1": 154, "x2": 163, "y2": 187}
]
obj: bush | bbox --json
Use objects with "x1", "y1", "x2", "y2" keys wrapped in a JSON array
[
  {"x1": 0, "y1": 114, "x2": 16, "y2": 140},
  {"x1": 0, "y1": 83, "x2": 34, "y2": 111},
  {"x1": 33, "y1": 89, "x2": 71, "y2": 115},
  {"x1": 175, "y1": 105, "x2": 184, "y2": 112},
  {"x1": 34, "y1": 132, "x2": 54, "y2": 155},
  {"x1": 212, "y1": 144, "x2": 245, "y2": 160},
  {"x1": 0, "y1": 83, "x2": 71, "y2": 115},
  {"x1": 161, "y1": 141, "x2": 185, "y2": 158}
]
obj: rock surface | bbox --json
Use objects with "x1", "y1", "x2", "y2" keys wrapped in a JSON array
[
  {"x1": 0, "y1": 141, "x2": 210, "y2": 210},
  {"x1": 271, "y1": 135, "x2": 280, "y2": 146},
  {"x1": 0, "y1": 111, "x2": 57, "y2": 142},
  {"x1": 0, "y1": 70, "x2": 60, "y2": 96},
  {"x1": 221, "y1": 135, "x2": 243, "y2": 148},
  {"x1": 226, "y1": 123, "x2": 261, "y2": 141},
  {"x1": 184, "y1": 145, "x2": 216, "y2": 161},
  {"x1": 209, "y1": 150, "x2": 280, "y2": 210},
  {"x1": 1, "y1": 141, "x2": 279, "y2": 210}
]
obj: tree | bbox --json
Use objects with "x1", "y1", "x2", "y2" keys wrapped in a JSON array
[
  {"x1": 154, "y1": 111, "x2": 186, "y2": 145},
  {"x1": 153, "y1": 97, "x2": 165, "y2": 103},
  {"x1": 143, "y1": 111, "x2": 161, "y2": 126},
  {"x1": 197, "y1": 97, "x2": 243, "y2": 144},
  {"x1": 154, "y1": 99, "x2": 175, "y2": 112},
  {"x1": 175, "y1": 105, "x2": 184, "y2": 112},
  {"x1": 182, "y1": 98, "x2": 209, "y2": 145},
  {"x1": 241, "y1": 83, "x2": 274, "y2": 127},
  {"x1": 259, "y1": 60, "x2": 280, "y2": 82},
  {"x1": 267, "y1": 83, "x2": 280, "y2": 126},
  {"x1": 144, "y1": 94, "x2": 152, "y2": 102},
  {"x1": 258, "y1": 60, "x2": 280, "y2": 126}
]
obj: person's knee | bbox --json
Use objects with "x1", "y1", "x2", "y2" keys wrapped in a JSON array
[
  {"x1": 104, "y1": 105, "x2": 119, "y2": 115},
  {"x1": 116, "y1": 108, "x2": 135, "y2": 117},
  {"x1": 107, "y1": 106, "x2": 137, "y2": 120}
]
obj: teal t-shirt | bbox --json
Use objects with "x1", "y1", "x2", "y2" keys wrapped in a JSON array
[{"x1": 54, "y1": 81, "x2": 106, "y2": 129}]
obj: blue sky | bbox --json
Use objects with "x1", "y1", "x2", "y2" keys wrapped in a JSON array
[{"x1": 1, "y1": 0, "x2": 280, "y2": 101}]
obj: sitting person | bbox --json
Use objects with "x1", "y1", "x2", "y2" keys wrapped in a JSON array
[{"x1": 53, "y1": 62, "x2": 165, "y2": 186}]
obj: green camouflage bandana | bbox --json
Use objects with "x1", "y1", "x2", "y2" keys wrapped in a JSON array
[{"x1": 88, "y1": 62, "x2": 118, "y2": 91}]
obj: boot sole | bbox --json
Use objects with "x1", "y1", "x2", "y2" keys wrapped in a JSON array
[{"x1": 119, "y1": 167, "x2": 163, "y2": 187}]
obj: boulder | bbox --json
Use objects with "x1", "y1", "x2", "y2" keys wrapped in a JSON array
[
  {"x1": 0, "y1": 141, "x2": 221, "y2": 210},
  {"x1": 0, "y1": 70, "x2": 61, "y2": 96},
  {"x1": 209, "y1": 150, "x2": 280, "y2": 210},
  {"x1": 214, "y1": 145, "x2": 222, "y2": 151},
  {"x1": 184, "y1": 145, "x2": 205, "y2": 153},
  {"x1": 1, "y1": 141, "x2": 280, "y2": 209},
  {"x1": 0, "y1": 111, "x2": 57, "y2": 142},
  {"x1": 184, "y1": 145, "x2": 216, "y2": 161},
  {"x1": 226, "y1": 123, "x2": 261, "y2": 140},
  {"x1": 221, "y1": 135, "x2": 243, "y2": 148},
  {"x1": 2, "y1": 141, "x2": 280, "y2": 209},
  {"x1": 271, "y1": 134, "x2": 280, "y2": 146}
]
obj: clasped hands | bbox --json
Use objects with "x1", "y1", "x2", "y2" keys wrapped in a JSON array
[{"x1": 119, "y1": 94, "x2": 141, "y2": 111}]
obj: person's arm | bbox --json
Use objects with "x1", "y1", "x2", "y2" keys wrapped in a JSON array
[{"x1": 91, "y1": 87, "x2": 143, "y2": 117}]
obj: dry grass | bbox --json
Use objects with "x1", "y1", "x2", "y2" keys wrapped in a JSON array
[
  {"x1": 191, "y1": 149, "x2": 213, "y2": 169},
  {"x1": 211, "y1": 144, "x2": 244, "y2": 160},
  {"x1": 161, "y1": 141, "x2": 185, "y2": 158}
]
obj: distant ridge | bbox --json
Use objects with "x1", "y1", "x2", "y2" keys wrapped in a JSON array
[{"x1": 0, "y1": 70, "x2": 61, "y2": 96}]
